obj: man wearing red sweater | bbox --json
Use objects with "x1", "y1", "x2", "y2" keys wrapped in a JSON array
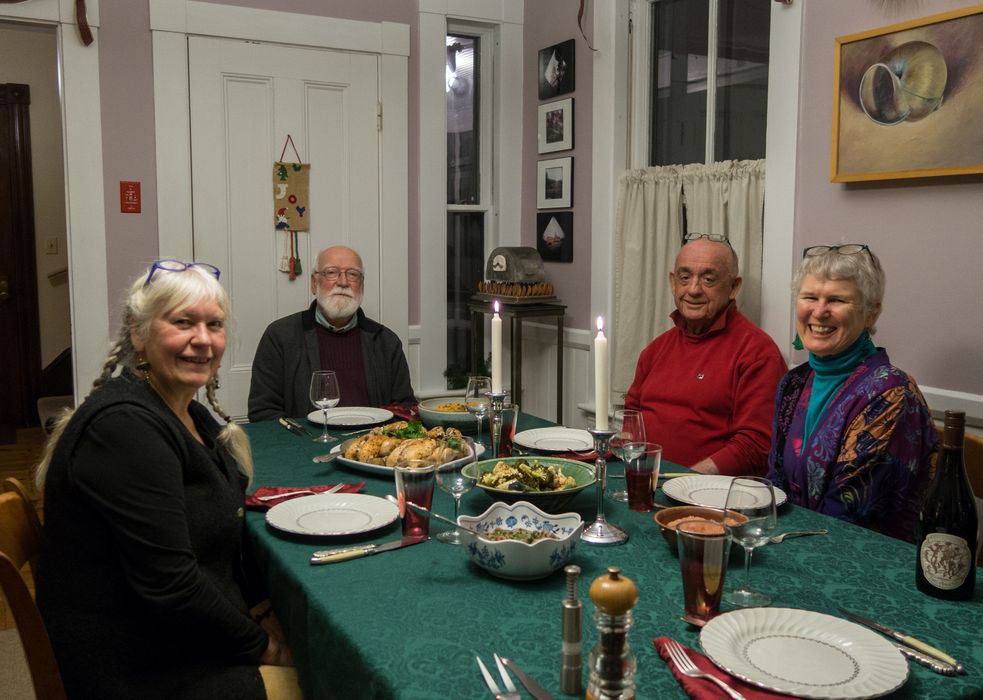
[{"x1": 625, "y1": 235, "x2": 786, "y2": 476}]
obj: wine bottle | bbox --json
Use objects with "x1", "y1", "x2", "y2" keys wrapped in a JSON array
[{"x1": 916, "y1": 410, "x2": 978, "y2": 600}]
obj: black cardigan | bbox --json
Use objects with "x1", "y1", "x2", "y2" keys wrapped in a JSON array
[{"x1": 36, "y1": 373, "x2": 268, "y2": 699}]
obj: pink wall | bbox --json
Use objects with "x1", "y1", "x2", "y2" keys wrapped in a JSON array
[
  {"x1": 523, "y1": 1, "x2": 593, "y2": 330},
  {"x1": 796, "y1": 1, "x2": 983, "y2": 395}
]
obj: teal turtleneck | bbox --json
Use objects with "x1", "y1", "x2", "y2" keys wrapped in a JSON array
[{"x1": 804, "y1": 331, "x2": 877, "y2": 443}]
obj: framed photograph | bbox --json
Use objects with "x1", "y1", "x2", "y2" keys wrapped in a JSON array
[
  {"x1": 538, "y1": 98, "x2": 574, "y2": 154},
  {"x1": 832, "y1": 5, "x2": 983, "y2": 182},
  {"x1": 537, "y1": 157, "x2": 572, "y2": 209},
  {"x1": 538, "y1": 39, "x2": 575, "y2": 99},
  {"x1": 536, "y1": 212, "x2": 573, "y2": 263}
]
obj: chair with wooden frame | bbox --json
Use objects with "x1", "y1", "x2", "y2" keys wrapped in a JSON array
[{"x1": 0, "y1": 477, "x2": 66, "y2": 700}]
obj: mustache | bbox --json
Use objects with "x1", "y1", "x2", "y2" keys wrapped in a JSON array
[{"x1": 328, "y1": 288, "x2": 355, "y2": 299}]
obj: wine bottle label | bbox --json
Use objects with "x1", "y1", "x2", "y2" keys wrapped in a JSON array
[{"x1": 919, "y1": 533, "x2": 972, "y2": 590}]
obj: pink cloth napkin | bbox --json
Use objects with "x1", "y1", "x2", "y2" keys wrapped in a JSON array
[
  {"x1": 653, "y1": 637, "x2": 796, "y2": 699},
  {"x1": 548, "y1": 450, "x2": 617, "y2": 463},
  {"x1": 383, "y1": 403, "x2": 419, "y2": 422},
  {"x1": 246, "y1": 483, "x2": 365, "y2": 509}
]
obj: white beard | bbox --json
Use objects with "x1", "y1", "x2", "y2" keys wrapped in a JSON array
[{"x1": 317, "y1": 287, "x2": 361, "y2": 323}]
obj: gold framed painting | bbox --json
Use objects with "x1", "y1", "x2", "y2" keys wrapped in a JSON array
[{"x1": 832, "y1": 4, "x2": 983, "y2": 182}]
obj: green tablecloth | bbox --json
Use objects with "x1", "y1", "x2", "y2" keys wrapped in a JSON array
[{"x1": 244, "y1": 416, "x2": 983, "y2": 699}]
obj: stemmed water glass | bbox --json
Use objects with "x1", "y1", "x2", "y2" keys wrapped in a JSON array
[
  {"x1": 434, "y1": 437, "x2": 477, "y2": 545},
  {"x1": 723, "y1": 476, "x2": 777, "y2": 608},
  {"x1": 609, "y1": 409, "x2": 646, "y2": 502},
  {"x1": 309, "y1": 370, "x2": 340, "y2": 443},
  {"x1": 465, "y1": 376, "x2": 491, "y2": 448}
]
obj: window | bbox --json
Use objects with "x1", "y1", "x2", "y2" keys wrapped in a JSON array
[
  {"x1": 446, "y1": 31, "x2": 491, "y2": 387},
  {"x1": 648, "y1": 0, "x2": 770, "y2": 165}
]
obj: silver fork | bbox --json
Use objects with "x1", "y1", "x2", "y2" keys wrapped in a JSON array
[
  {"x1": 664, "y1": 638, "x2": 746, "y2": 700},
  {"x1": 256, "y1": 483, "x2": 345, "y2": 501},
  {"x1": 475, "y1": 654, "x2": 521, "y2": 700}
]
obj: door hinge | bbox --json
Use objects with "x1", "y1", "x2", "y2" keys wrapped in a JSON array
[{"x1": 377, "y1": 102, "x2": 383, "y2": 132}]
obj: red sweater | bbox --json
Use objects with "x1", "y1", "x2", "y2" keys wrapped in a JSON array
[{"x1": 625, "y1": 303, "x2": 786, "y2": 476}]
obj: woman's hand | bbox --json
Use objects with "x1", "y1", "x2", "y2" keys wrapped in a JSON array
[{"x1": 252, "y1": 602, "x2": 295, "y2": 667}]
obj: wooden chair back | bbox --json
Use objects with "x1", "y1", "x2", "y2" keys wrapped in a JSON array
[{"x1": 0, "y1": 477, "x2": 67, "y2": 699}]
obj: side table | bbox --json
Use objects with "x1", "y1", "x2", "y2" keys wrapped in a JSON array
[{"x1": 468, "y1": 297, "x2": 566, "y2": 423}]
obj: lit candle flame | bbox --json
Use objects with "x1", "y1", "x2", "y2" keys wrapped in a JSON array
[
  {"x1": 596, "y1": 315, "x2": 604, "y2": 333},
  {"x1": 494, "y1": 300, "x2": 500, "y2": 314}
]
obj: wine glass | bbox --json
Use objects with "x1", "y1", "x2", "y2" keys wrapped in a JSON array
[
  {"x1": 723, "y1": 476, "x2": 777, "y2": 608},
  {"x1": 435, "y1": 437, "x2": 477, "y2": 545},
  {"x1": 309, "y1": 370, "x2": 340, "y2": 443},
  {"x1": 465, "y1": 376, "x2": 492, "y2": 448},
  {"x1": 608, "y1": 409, "x2": 646, "y2": 502}
]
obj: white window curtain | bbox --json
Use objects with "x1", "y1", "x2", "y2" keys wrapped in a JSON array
[{"x1": 611, "y1": 159, "x2": 766, "y2": 400}]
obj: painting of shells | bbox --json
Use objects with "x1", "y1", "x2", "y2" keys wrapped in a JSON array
[{"x1": 832, "y1": 5, "x2": 983, "y2": 182}]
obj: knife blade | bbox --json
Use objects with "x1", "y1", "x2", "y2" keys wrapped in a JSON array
[
  {"x1": 309, "y1": 536, "x2": 425, "y2": 565},
  {"x1": 501, "y1": 657, "x2": 555, "y2": 700},
  {"x1": 892, "y1": 642, "x2": 959, "y2": 676},
  {"x1": 838, "y1": 607, "x2": 964, "y2": 673}
]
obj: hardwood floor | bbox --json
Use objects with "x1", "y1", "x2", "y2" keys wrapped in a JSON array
[{"x1": 0, "y1": 426, "x2": 45, "y2": 631}]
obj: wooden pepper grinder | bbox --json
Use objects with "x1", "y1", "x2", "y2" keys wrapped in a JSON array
[{"x1": 585, "y1": 566, "x2": 638, "y2": 700}]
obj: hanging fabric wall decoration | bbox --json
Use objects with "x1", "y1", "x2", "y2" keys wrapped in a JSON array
[{"x1": 273, "y1": 135, "x2": 310, "y2": 280}]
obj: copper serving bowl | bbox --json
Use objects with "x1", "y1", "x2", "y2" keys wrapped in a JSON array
[{"x1": 654, "y1": 505, "x2": 748, "y2": 551}]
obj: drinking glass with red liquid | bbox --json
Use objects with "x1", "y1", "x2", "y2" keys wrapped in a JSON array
[
  {"x1": 676, "y1": 519, "x2": 731, "y2": 626},
  {"x1": 622, "y1": 442, "x2": 662, "y2": 512},
  {"x1": 393, "y1": 460, "x2": 437, "y2": 538}
]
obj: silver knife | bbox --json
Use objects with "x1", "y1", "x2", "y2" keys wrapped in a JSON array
[
  {"x1": 501, "y1": 657, "x2": 555, "y2": 700},
  {"x1": 892, "y1": 642, "x2": 959, "y2": 676},
  {"x1": 837, "y1": 607, "x2": 964, "y2": 674},
  {"x1": 309, "y1": 536, "x2": 425, "y2": 565}
]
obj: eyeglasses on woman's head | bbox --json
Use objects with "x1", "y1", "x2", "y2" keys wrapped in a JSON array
[
  {"x1": 144, "y1": 260, "x2": 221, "y2": 286},
  {"x1": 802, "y1": 244, "x2": 871, "y2": 258},
  {"x1": 312, "y1": 267, "x2": 364, "y2": 284}
]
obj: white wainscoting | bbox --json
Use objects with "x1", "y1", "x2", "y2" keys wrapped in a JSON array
[{"x1": 407, "y1": 323, "x2": 594, "y2": 427}]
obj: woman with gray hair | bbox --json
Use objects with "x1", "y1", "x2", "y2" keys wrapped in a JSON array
[
  {"x1": 34, "y1": 261, "x2": 299, "y2": 699},
  {"x1": 767, "y1": 244, "x2": 937, "y2": 542}
]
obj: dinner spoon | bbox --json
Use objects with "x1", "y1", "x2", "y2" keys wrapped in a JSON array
[{"x1": 383, "y1": 494, "x2": 478, "y2": 533}]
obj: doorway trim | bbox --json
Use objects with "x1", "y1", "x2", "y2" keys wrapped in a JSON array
[
  {"x1": 0, "y1": 0, "x2": 107, "y2": 401},
  {"x1": 149, "y1": 0, "x2": 410, "y2": 343}
]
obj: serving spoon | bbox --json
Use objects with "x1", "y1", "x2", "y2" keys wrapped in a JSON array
[{"x1": 384, "y1": 494, "x2": 478, "y2": 533}]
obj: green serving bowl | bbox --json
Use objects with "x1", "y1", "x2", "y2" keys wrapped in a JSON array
[{"x1": 462, "y1": 456, "x2": 595, "y2": 513}]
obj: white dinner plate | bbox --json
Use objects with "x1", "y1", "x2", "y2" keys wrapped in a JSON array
[
  {"x1": 661, "y1": 474, "x2": 788, "y2": 508},
  {"x1": 306, "y1": 407, "x2": 394, "y2": 428},
  {"x1": 329, "y1": 439, "x2": 484, "y2": 476},
  {"x1": 513, "y1": 427, "x2": 593, "y2": 453},
  {"x1": 265, "y1": 493, "x2": 398, "y2": 536},
  {"x1": 700, "y1": 608, "x2": 908, "y2": 698}
]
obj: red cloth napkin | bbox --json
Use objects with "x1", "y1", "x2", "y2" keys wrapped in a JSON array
[
  {"x1": 383, "y1": 403, "x2": 419, "y2": 422},
  {"x1": 654, "y1": 637, "x2": 796, "y2": 699},
  {"x1": 245, "y1": 483, "x2": 365, "y2": 509}
]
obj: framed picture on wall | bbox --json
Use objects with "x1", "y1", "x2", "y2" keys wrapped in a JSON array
[
  {"x1": 536, "y1": 211, "x2": 573, "y2": 263},
  {"x1": 537, "y1": 157, "x2": 572, "y2": 209},
  {"x1": 538, "y1": 39, "x2": 575, "y2": 99},
  {"x1": 832, "y1": 4, "x2": 983, "y2": 182},
  {"x1": 538, "y1": 98, "x2": 573, "y2": 154}
]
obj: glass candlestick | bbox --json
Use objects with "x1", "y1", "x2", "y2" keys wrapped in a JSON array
[
  {"x1": 582, "y1": 427, "x2": 629, "y2": 545},
  {"x1": 485, "y1": 390, "x2": 510, "y2": 459}
]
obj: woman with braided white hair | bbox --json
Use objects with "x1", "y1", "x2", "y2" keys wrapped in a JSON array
[{"x1": 34, "y1": 261, "x2": 300, "y2": 700}]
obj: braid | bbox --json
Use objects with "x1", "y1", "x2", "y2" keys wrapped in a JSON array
[{"x1": 206, "y1": 375, "x2": 254, "y2": 484}]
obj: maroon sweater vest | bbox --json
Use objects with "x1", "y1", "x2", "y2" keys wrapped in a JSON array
[{"x1": 316, "y1": 325, "x2": 370, "y2": 406}]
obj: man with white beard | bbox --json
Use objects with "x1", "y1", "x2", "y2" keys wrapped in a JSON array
[{"x1": 248, "y1": 246, "x2": 415, "y2": 421}]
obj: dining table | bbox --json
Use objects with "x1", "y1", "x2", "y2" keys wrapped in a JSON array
[{"x1": 243, "y1": 414, "x2": 983, "y2": 700}]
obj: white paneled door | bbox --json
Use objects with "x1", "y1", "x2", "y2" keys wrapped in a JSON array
[{"x1": 189, "y1": 37, "x2": 380, "y2": 419}]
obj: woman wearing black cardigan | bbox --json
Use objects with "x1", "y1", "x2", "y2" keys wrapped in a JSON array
[{"x1": 35, "y1": 261, "x2": 300, "y2": 699}]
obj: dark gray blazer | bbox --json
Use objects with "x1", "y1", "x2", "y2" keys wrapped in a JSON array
[{"x1": 247, "y1": 302, "x2": 415, "y2": 422}]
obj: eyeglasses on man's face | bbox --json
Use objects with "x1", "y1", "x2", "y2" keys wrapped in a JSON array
[
  {"x1": 145, "y1": 259, "x2": 221, "y2": 286},
  {"x1": 684, "y1": 232, "x2": 731, "y2": 245},
  {"x1": 802, "y1": 244, "x2": 870, "y2": 258},
  {"x1": 313, "y1": 267, "x2": 364, "y2": 284}
]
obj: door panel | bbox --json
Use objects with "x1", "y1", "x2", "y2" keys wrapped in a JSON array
[{"x1": 189, "y1": 38, "x2": 380, "y2": 419}]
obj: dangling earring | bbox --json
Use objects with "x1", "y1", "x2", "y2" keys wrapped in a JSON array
[
  {"x1": 136, "y1": 355, "x2": 151, "y2": 378},
  {"x1": 792, "y1": 333, "x2": 804, "y2": 351}
]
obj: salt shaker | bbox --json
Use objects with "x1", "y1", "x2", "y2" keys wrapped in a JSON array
[
  {"x1": 560, "y1": 564, "x2": 582, "y2": 694},
  {"x1": 585, "y1": 566, "x2": 638, "y2": 700}
]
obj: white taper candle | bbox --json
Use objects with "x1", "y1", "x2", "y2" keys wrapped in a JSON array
[
  {"x1": 595, "y1": 316, "x2": 609, "y2": 430},
  {"x1": 491, "y1": 301, "x2": 503, "y2": 393}
]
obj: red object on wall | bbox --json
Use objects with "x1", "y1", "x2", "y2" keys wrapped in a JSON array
[{"x1": 120, "y1": 181, "x2": 141, "y2": 213}]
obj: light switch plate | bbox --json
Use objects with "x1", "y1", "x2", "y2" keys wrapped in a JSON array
[{"x1": 45, "y1": 237, "x2": 58, "y2": 255}]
